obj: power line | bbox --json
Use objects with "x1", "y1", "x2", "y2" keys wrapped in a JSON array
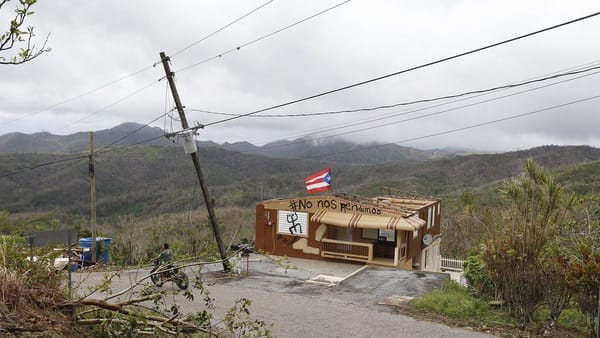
[
  {"x1": 0, "y1": 65, "x2": 156, "y2": 132},
  {"x1": 1, "y1": 10, "x2": 261, "y2": 180},
  {"x1": 26, "y1": 1, "x2": 272, "y2": 138},
  {"x1": 0, "y1": 154, "x2": 89, "y2": 179},
  {"x1": 170, "y1": 0, "x2": 274, "y2": 58},
  {"x1": 1, "y1": 2, "x2": 270, "y2": 132},
  {"x1": 203, "y1": 9, "x2": 600, "y2": 127},
  {"x1": 174, "y1": 0, "x2": 351, "y2": 73},
  {"x1": 312, "y1": 71, "x2": 600, "y2": 142},
  {"x1": 9, "y1": 57, "x2": 592, "y2": 178},
  {"x1": 55, "y1": 80, "x2": 159, "y2": 134},
  {"x1": 0, "y1": 112, "x2": 169, "y2": 179},
  {"x1": 224, "y1": 65, "x2": 600, "y2": 151},
  {"x1": 255, "y1": 64, "x2": 600, "y2": 146},
  {"x1": 193, "y1": 59, "x2": 600, "y2": 146},
  {"x1": 305, "y1": 93, "x2": 600, "y2": 160},
  {"x1": 0, "y1": 130, "x2": 169, "y2": 180},
  {"x1": 293, "y1": 68, "x2": 600, "y2": 142},
  {"x1": 1, "y1": 78, "x2": 173, "y2": 179},
  {"x1": 101, "y1": 134, "x2": 168, "y2": 153},
  {"x1": 189, "y1": 63, "x2": 600, "y2": 119},
  {"x1": 95, "y1": 113, "x2": 167, "y2": 152}
]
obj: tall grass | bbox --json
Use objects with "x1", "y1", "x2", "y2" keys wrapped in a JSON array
[
  {"x1": 411, "y1": 281, "x2": 491, "y2": 320},
  {"x1": 0, "y1": 235, "x2": 65, "y2": 314}
]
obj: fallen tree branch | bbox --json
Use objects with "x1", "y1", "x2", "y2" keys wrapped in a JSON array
[
  {"x1": 73, "y1": 297, "x2": 215, "y2": 336},
  {"x1": 77, "y1": 318, "x2": 178, "y2": 336}
]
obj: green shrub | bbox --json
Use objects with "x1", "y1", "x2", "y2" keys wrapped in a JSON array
[
  {"x1": 412, "y1": 281, "x2": 490, "y2": 320},
  {"x1": 558, "y1": 307, "x2": 588, "y2": 333},
  {"x1": 463, "y1": 253, "x2": 495, "y2": 299}
]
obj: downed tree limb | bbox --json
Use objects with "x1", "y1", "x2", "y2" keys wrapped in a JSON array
[
  {"x1": 77, "y1": 318, "x2": 178, "y2": 336},
  {"x1": 72, "y1": 297, "x2": 216, "y2": 336},
  {"x1": 68, "y1": 249, "x2": 260, "y2": 337}
]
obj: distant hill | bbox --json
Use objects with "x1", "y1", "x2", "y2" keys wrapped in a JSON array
[
  {"x1": 0, "y1": 145, "x2": 330, "y2": 215},
  {"x1": 233, "y1": 138, "x2": 449, "y2": 164},
  {"x1": 0, "y1": 123, "x2": 173, "y2": 153},
  {"x1": 351, "y1": 145, "x2": 600, "y2": 197},
  {"x1": 0, "y1": 122, "x2": 451, "y2": 165},
  {"x1": 0, "y1": 139, "x2": 598, "y2": 219}
]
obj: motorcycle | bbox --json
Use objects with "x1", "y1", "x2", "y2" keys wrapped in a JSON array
[{"x1": 150, "y1": 260, "x2": 189, "y2": 290}]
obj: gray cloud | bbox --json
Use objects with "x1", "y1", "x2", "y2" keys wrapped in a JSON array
[{"x1": 1, "y1": 0, "x2": 599, "y2": 152}]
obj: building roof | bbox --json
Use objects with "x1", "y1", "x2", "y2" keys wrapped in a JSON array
[{"x1": 258, "y1": 192, "x2": 439, "y2": 218}]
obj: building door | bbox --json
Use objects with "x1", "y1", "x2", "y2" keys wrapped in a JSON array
[{"x1": 373, "y1": 229, "x2": 396, "y2": 259}]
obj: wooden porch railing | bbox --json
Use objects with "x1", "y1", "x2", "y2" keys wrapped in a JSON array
[{"x1": 321, "y1": 238, "x2": 373, "y2": 263}]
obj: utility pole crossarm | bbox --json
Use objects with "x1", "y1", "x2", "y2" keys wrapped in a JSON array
[
  {"x1": 159, "y1": 52, "x2": 230, "y2": 272},
  {"x1": 163, "y1": 124, "x2": 204, "y2": 139}
]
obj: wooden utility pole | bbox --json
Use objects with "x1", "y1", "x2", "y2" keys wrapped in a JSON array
[
  {"x1": 89, "y1": 131, "x2": 97, "y2": 263},
  {"x1": 159, "y1": 51, "x2": 230, "y2": 272}
]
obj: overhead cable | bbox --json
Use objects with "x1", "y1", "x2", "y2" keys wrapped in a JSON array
[
  {"x1": 0, "y1": 130, "x2": 169, "y2": 180},
  {"x1": 170, "y1": 0, "x2": 275, "y2": 58},
  {"x1": 0, "y1": 113, "x2": 168, "y2": 179},
  {"x1": 256, "y1": 67, "x2": 600, "y2": 151},
  {"x1": 55, "y1": 80, "x2": 159, "y2": 134},
  {"x1": 95, "y1": 113, "x2": 167, "y2": 152},
  {"x1": 203, "y1": 10, "x2": 600, "y2": 127},
  {"x1": 306, "y1": 93, "x2": 600, "y2": 160},
  {"x1": 0, "y1": 65, "x2": 156, "y2": 132},
  {"x1": 174, "y1": 0, "x2": 351, "y2": 73},
  {"x1": 0, "y1": 154, "x2": 89, "y2": 179},
  {"x1": 190, "y1": 63, "x2": 600, "y2": 119},
  {"x1": 0, "y1": 2, "x2": 270, "y2": 132},
  {"x1": 233, "y1": 60, "x2": 600, "y2": 145}
]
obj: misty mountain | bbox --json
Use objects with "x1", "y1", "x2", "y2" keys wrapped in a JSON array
[
  {"x1": 0, "y1": 122, "x2": 452, "y2": 164},
  {"x1": 227, "y1": 138, "x2": 450, "y2": 164},
  {"x1": 0, "y1": 123, "x2": 173, "y2": 153},
  {"x1": 1, "y1": 139, "x2": 599, "y2": 219}
]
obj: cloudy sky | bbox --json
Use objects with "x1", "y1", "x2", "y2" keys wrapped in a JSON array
[{"x1": 1, "y1": 0, "x2": 600, "y2": 152}]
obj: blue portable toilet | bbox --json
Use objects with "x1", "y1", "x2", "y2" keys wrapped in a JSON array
[{"x1": 79, "y1": 237, "x2": 112, "y2": 264}]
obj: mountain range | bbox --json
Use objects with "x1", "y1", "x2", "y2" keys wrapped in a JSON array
[
  {"x1": 1, "y1": 123, "x2": 599, "y2": 222},
  {"x1": 0, "y1": 122, "x2": 454, "y2": 165}
]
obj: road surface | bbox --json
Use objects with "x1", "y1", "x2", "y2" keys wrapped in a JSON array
[{"x1": 73, "y1": 255, "x2": 497, "y2": 338}]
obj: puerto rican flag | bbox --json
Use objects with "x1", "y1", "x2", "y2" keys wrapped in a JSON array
[{"x1": 305, "y1": 168, "x2": 332, "y2": 194}]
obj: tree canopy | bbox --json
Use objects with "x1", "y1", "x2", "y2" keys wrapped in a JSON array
[{"x1": 0, "y1": 0, "x2": 50, "y2": 65}]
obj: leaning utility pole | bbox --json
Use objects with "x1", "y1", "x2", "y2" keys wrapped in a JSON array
[
  {"x1": 159, "y1": 51, "x2": 230, "y2": 272},
  {"x1": 89, "y1": 131, "x2": 97, "y2": 263}
]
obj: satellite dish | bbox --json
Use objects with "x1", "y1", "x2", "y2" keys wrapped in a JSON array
[{"x1": 423, "y1": 234, "x2": 434, "y2": 246}]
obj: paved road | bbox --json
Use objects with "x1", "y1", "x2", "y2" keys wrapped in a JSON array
[{"x1": 73, "y1": 256, "x2": 497, "y2": 338}]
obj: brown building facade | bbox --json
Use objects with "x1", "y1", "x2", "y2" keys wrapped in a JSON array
[{"x1": 255, "y1": 193, "x2": 441, "y2": 271}]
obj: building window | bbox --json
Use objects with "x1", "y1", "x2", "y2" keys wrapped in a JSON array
[
  {"x1": 277, "y1": 210, "x2": 308, "y2": 237},
  {"x1": 379, "y1": 229, "x2": 395, "y2": 242},
  {"x1": 361, "y1": 228, "x2": 378, "y2": 240},
  {"x1": 361, "y1": 228, "x2": 395, "y2": 243},
  {"x1": 427, "y1": 206, "x2": 433, "y2": 229}
]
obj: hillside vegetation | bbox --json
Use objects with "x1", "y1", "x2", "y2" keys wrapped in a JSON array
[
  {"x1": 1, "y1": 125, "x2": 600, "y2": 258},
  {"x1": 2, "y1": 127, "x2": 600, "y2": 336}
]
